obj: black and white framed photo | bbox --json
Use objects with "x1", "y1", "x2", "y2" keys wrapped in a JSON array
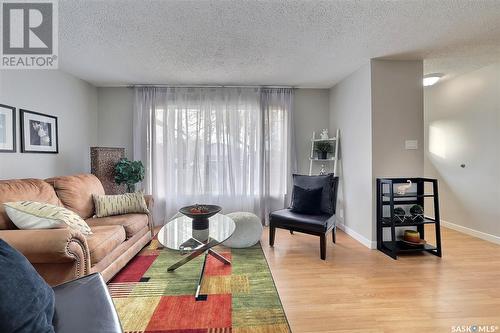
[
  {"x1": 20, "y1": 109, "x2": 58, "y2": 154},
  {"x1": 0, "y1": 104, "x2": 16, "y2": 153}
]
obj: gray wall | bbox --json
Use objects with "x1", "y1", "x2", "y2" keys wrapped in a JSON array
[
  {"x1": 424, "y1": 62, "x2": 500, "y2": 240},
  {"x1": 329, "y1": 64, "x2": 374, "y2": 246},
  {"x1": 329, "y1": 60, "x2": 424, "y2": 247},
  {"x1": 371, "y1": 59, "x2": 424, "y2": 241},
  {"x1": 97, "y1": 88, "x2": 134, "y2": 157},
  {"x1": 0, "y1": 70, "x2": 98, "y2": 179},
  {"x1": 96, "y1": 87, "x2": 331, "y2": 171},
  {"x1": 371, "y1": 59, "x2": 424, "y2": 178},
  {"x1": 294, "y1": 89, "x2": 330, "y2": 174}
]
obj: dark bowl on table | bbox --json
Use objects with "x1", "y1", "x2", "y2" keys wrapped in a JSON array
[{"x1": 179, "y1": 204, "x2": 222, "y2": 220}]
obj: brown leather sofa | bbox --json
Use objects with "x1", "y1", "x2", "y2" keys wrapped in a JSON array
[{"x1": 0, "y1": 174, "x2": 154, "y2": 286}]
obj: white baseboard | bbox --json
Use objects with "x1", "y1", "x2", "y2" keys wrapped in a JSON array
[
  {"x1": 441, "y1": 219, "x2": 500, "y2": 245},
  {"x1": 337, "y1": 218, "x2": 500, "y2": 249},
  {"x1": 336, "y1": 219, "x2": 377, "y2": 249}
]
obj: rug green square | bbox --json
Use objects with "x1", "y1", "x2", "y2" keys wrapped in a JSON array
[{"x1": 108, "y1": 241, "x2": 291, "y2": 333}]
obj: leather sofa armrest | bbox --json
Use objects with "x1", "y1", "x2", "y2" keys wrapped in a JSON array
[
  {"x1": 0, "y1": 228, "x2": 91, "y2": 274},
  {"x1": 144, "y1": 194, "x2": 155, "y2": 237}
]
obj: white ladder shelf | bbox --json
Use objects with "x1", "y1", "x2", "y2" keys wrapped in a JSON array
[{"x1": 308, "y1": 129, "x2": 340, "y2": 176}]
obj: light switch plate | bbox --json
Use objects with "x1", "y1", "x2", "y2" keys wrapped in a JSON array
[{"x1": 405, "y1": 140, "x2": 418, "y2": 150}]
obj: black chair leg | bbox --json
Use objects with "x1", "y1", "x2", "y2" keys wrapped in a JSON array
[
  {"x1": 332, "y1": 227, "x2": 336, "y2": 244},
  {"x1": 320, "y1": 234, "x2": 326, "y2": 260},
  {"x1": 289, "y1": 230, "x2": 294, "y2": 235},
  {"x1": 269, "y1": 226, "x2": 276, "y2": 247}
]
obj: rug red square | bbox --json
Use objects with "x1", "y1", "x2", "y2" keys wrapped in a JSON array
[
  {"x1": 144, "y1": 328, "x2": 208, "y2": 333},
  {"x1": 145, "y1": 294, "x2": 231, "y2": 331},
  {"x1": 204, "y1": 252, "x2": 231, "y2": 276},
  {"x1": 111, "y1": 254, "x2": 158, "y2": 283}
]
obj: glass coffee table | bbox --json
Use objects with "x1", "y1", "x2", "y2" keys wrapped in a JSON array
[{"x1": 157, "y1": 213, "x2": 235, "y2": 300}]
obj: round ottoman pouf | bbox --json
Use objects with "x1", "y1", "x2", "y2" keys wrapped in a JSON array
[{"x1": 223, "y1": 212, "x2": 263, "y2": 248}]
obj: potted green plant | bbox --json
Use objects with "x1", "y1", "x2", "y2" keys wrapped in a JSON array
[
  {"x1": 315, "y1": 142, "x2": 333, "y2": 159},
  {"x1": 114, "y1": 158, "x2": 145, "y2": 193}
]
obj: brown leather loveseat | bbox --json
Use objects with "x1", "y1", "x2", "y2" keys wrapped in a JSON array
[{"x1": 0, "y1": 174, "x2": 153, "y2": 286}]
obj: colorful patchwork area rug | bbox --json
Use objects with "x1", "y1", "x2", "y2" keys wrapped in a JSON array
[{"x1": 108, "y1": 239, "x2": 290, "y2": 333}]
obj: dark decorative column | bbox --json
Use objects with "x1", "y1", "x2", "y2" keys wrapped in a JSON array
[{"x1": 90, "y1": 147, "x2": 126, "y2": 195}]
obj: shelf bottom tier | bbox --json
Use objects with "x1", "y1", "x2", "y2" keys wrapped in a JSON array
[{"x1": 382, "y1": 241, "x2": 437, "y2": 253}]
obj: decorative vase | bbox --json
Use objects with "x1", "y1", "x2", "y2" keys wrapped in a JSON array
[
  {"x1": 179, "y1": 204, "x2": 222, "y2": 230},
  {"x1": 192, "y1": 218, "x2": 209, "y2": 230},
  {"x1": 320, "y1": 129, "x2": 329, "y2": 140},
  {"x1": 319, "y1": 151, "x2": 328, "y2": 159},
  {"x1": 192, "y1": 228, "x2": 209, "y2": 242},
  {"x1": 319, "y1": 164, "x2": 326, "y2": 175},
  {"x1": 90, "y1": 147, "x2": 126, "y2": 194},
  {"x1": 126, "y1": 184, "x2": 135, "y2": 193}
]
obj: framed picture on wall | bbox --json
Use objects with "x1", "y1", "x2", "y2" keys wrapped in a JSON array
[
  {"x1": 0, "y1": 104, "x2": 16, "y2": 153},
  {"x1": 20, "y1": 109, "x2": 58, "y2": 154}
]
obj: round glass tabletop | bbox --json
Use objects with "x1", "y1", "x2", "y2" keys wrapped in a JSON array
[{"x1": 158, "y1": 213, "x2": 236, "y2": 251}]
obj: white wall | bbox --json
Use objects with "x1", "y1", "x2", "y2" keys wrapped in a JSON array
[
  {"x1": 424, "y1": 62, "x2": 500, "y2": 241},
  {"x1": 95, "y1": 87, "x2": 331, "y2": 168},
  {"x1": 0, "y1": 70, "x2": 98, "y2": 179},
  {"x1": 293, "y1": 89, "x2": 330, "y2": 174},
  {"x1": 97, "y1": 87, "x2": 134, "y2": 157},
  {"x1": 371, "y1": 60, "x2": 424, "y2": 178},
  {"x1": 329, "y1": 64, "x2": 374, "y2": 246},
  {"x1": 329, "y1": 60, "x2": 424, "y2": 247},
  {"x1": 371, "y1": 59, "x2": 424, "y2": 241}
]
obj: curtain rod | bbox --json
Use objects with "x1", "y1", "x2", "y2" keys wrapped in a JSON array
[{"x1": 126, "y1": 84, "x2": 295, "y2": 89}]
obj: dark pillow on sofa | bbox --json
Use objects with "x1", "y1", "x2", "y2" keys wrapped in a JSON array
[
  {"x1": 0, "y1": 239, "x2": 55, "y2": 333},
  {"x1": 290, "y1": 185, "x2": 323, "y2": 214},
  {"x1": 292, "y1": 174, "x2": 337, "y2": 215}
]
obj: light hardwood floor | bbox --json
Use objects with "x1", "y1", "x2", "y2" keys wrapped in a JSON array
[{"x1": 261, "y1": 226, "x2": 500, "y2": 333}]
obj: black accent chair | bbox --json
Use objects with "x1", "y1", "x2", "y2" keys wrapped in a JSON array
[{"x1": 269, "y1": 174, "x2": 339, "y2": 260}]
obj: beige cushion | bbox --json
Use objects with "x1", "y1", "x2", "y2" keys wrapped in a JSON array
[
  {"x1": 86, "y1": 214, "x2": 148, "y2": 238},
  {"x1": 46, "y1": 174, "x2": 105, "y2": 219},
  {"x1": 3, "y1": 201, "x2": 92, "y2": 235},
  {"x1": 0, "y1": 178, "x2": 62, "y2": 230},
  {"x1": 86, "y1": 225, "x2": 126, "y2": 264},
  {"x1": 92, "y1": 192, "x2": 149, "y2": 218}
]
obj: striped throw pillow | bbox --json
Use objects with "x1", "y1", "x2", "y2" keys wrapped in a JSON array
[
  {"x1": 93, "y1": 192, "x2": 149, "y2": 218},
  {"x1": 3, "y1": 201, "x2": 93, "y2": 235}
]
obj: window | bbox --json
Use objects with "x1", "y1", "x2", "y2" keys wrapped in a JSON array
[{"x1": 135, "y1": 87, "x2": 294, "y2": 224}]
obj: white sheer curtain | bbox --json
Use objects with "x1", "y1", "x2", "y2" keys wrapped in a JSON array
[
  {"x1": 260, "y1": 88, "x2": 296, "y2": 218},
  {"x1": 134, "y1": 87, "x2": 295, "y2": 225}
]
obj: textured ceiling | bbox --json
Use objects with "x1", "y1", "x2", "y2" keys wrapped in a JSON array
[{"x1": 59, "y1": 0, "x2": 500, "y2": 87}]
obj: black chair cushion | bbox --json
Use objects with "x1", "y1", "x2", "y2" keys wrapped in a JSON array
[
  {"x1": 292, "y1": 174, "x2": 338, "y2": 214},
  {"x1": 0, "y1": 239, "x2": 55, "y2": 333},
  {"x1": 290, "y1": 185, "x2": 323, "y2": 214},
  {"x1": 53, "y1": 273, "x2": 123, "y2": 333},
  {"x1": 270, "y1": 208, "x2": 336, "y2": 233}
]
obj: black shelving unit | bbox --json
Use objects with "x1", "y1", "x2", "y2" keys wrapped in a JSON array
[{"x1": 376, "y1": 178, "x2": 442, "y2": 260}]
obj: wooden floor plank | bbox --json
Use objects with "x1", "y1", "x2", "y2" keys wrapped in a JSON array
[{"x1": 261, "y1": 225, "x2": 500, "y2": 332}]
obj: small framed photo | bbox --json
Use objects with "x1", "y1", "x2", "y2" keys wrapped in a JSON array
[
  {"x1": 0, "y1": 104, "x2": 16, "y2": 153},
  {"x1": 20, "y1": 109, "x2": 58, "y2": 154}
]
